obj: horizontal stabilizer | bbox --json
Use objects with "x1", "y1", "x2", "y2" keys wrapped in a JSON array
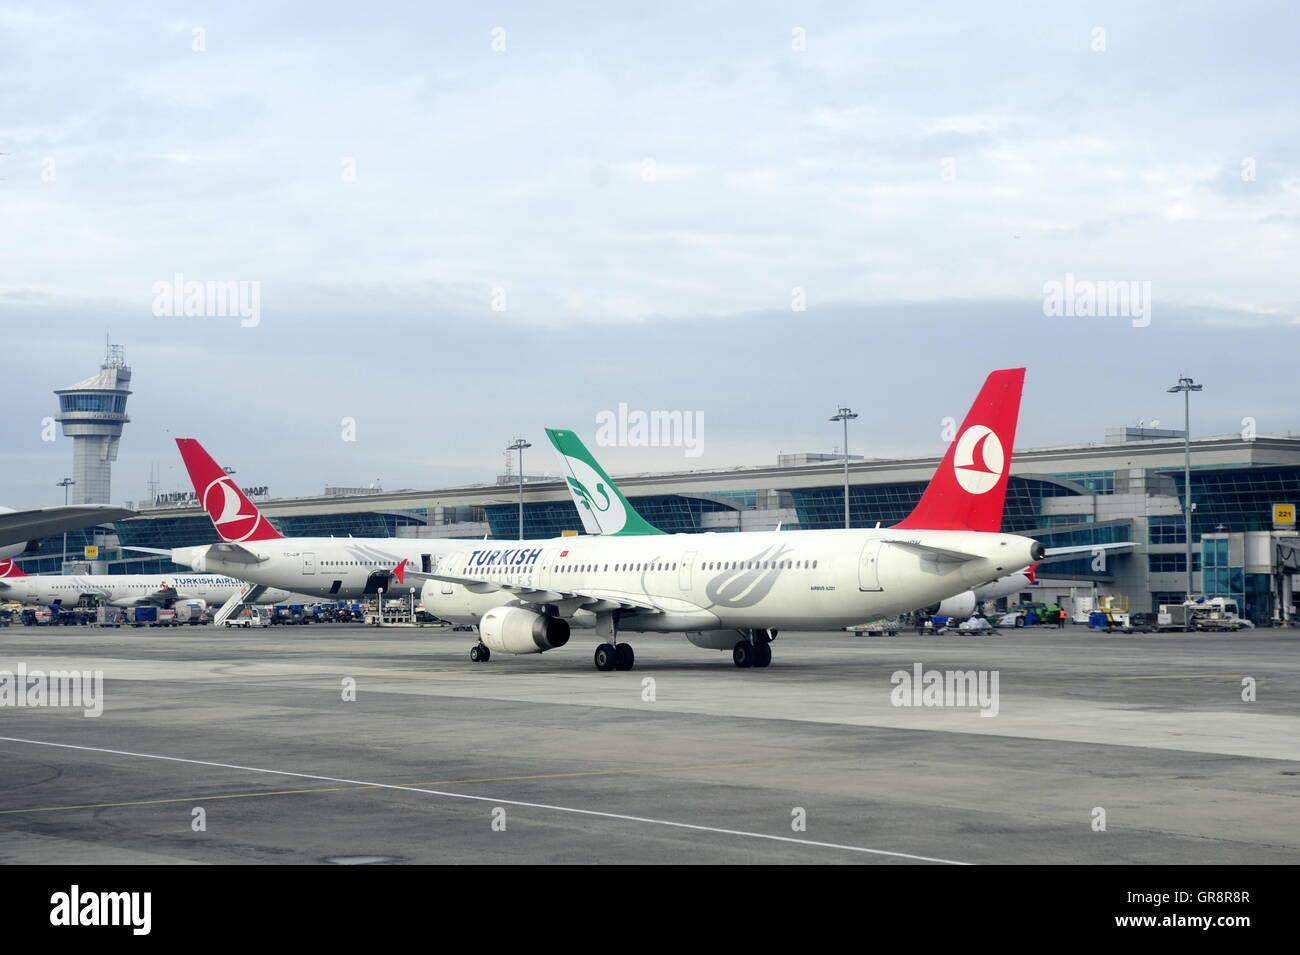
[
  {"x1": 207, "y1": 543, "x2": 268, "y2": 564},
  {"x1": 881, "y1": 540, "x2": 983, "y2": 563},
  {"x1": 1038, "y1": 541, "x2": 1136, "y2": 564}
]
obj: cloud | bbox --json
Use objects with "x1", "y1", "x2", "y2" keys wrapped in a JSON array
[{"x1": 1, "y1": 1, "x2": 1296, "y2": 506}]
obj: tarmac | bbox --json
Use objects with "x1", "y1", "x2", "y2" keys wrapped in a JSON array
[{"x1": 1, "y1": 622, "x2": 1296, "y2": 864}]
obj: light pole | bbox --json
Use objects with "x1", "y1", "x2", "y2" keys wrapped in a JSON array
[
  {"x1": 1167, "y1": 376, "x2": 1203, "y2": 596},
  {"x1": 507, "y1": 438, "x2": 531, "y2": 539},
  {"x1": 56, "y1": 478, "x2": 74, "y2": 571},
  {"x1": 829, "y1": 408, "x2": 858, "y2": 529}
]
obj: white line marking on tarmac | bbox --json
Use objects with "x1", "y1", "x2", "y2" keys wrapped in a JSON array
[{"x1": 0, "y1": 735, "x2": 969, "y2": 865}]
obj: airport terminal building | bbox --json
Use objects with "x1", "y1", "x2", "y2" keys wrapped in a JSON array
[{"x1": 18, "y1": 428, "x2": 1300, "y2": 624}]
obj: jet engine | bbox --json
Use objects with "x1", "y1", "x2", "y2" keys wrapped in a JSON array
[
  {"x1": 926, "y1": 591, "x2": 977, "y2": 619},
  {"x1": 479, "y1": 606, "x2": 570, "y2": 655}
]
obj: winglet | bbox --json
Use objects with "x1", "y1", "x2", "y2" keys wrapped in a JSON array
[
  {"x1": 392, "y1": 559, "x2": 407, "y2": 585},
  {"x1": 175, "y1": 438, "x2": 283, "y2": 543},
  {"x1": 544, "y1": 428, "x2": 664, "y2": 535},
  {"x1": 894, "y1": 368, "x2": 1025, "y2": 532}
]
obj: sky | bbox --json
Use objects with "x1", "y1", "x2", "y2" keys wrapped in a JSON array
[{"x1": 1, "y1": 1, "x2": 1297, "y2": 506}]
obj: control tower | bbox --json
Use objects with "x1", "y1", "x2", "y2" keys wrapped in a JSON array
[{"x1": 54, "y1": 344, "x2": 132, "y2": 505}]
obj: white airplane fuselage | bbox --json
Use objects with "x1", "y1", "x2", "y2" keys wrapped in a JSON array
[
  {"x1": 0, "y1": 573, "x2": 293, "y2": 609},
  {"x1": 423, "y1": 528, "x2": 1039, "y2": 635},
  {"x1": 973, "y1": 570, "x2": 1035, "y2": 602},
  {"x1": 171, "y1": 539, "x2": 473, "y2": 600}
]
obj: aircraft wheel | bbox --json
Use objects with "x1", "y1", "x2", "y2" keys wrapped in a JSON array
[
  {"x1": 753, "y1": 641, "x2": 772, "y2": 668},
  {"x1": 615, "y1": 643, "x2": 635, "y2": 671},
  {"x1": 594, "y1": 643, "x2": 617, "y2": 671},
  {"x1": 732, "y1": 641, "x2": 753, "y2": 668},
  {"x1": 470, "y1": 644, "x2": 491, "y2": 663}
]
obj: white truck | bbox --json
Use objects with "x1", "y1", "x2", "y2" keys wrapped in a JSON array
[
  {"x1": 223, "y1": 607, "x2": 271, "y2": 628},
  {"x1": 1157, "y1": 597, "x2": 1250, "y2": 633}
]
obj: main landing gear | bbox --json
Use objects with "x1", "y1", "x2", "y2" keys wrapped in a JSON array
[
  {"x1": 592, "y1": 610, "x2": 634, "y2": 672},
  {"x1": 594, "y1": 642, "x2": 635, "y2": 672},
  {"x1": 733, "y1": 629, "x2": 775, "y2": 668},
  {"x1": 469, "y1": 643, "x2": 491, "y2": 663}
]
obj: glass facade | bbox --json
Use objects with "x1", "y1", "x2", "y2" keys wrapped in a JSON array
[
  {"x1": 1198, "y1": 537, "x2": 1273, "y2": 622},
  {"x1": 1162, "y1": 465, "x2": 1300, "y2": 535},
  {"x1": 1148, "y1": 553, "x2": 1201, "y2": 573},
  {"x1": 1148, "y1": 515, "x2": 1186, "y2": 544},
  {"x1": 484, "y1": 495, "x2": 740, "y2": 539},
  {"x1": 116, "y1": 516, "x2": 219, "y2": 550},
  {"x1": 11, "y1": 527, "x2": 111, "y2": 574},
  {"x1": 789, "y1": 476, "x2": 1084, "y2": 532},
  {"x1": 58, "y1": 393, "x2": 129, "y2": 414},
  {"x1": 1200, "y1": 538, "x2": 1239, "y2": 597},
  {"x1": 1030, "y1": 523, "x2": 1134, "y2": 578},
  {"x1": 1051, "y1": 470, "x2": 1115, "y2": 493},
  {"x1": 272, "y1": 512, "x2": 425, "y2": 538}
]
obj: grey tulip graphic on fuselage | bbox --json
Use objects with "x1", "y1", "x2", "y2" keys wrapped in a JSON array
[{"x1": 702, "y1": 544, "x2": 797, "y2": 610}]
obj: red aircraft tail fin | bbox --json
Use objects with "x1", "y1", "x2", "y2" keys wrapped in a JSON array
[{"x1": 894, "y1": 368, "x2": 1025, "y2": 533}]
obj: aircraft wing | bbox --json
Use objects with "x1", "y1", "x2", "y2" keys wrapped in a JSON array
[
  {"x1": 0, "y1": 505, "x2": 135, "y2": 548},
  {"x1": 401, "y1": 568, "x2": 662, "y2": 614},
  {"x1": 880, "y1": 540, "x2": 983, "y2": 563},
  {"x1": 134, "y1": 584, "x2": 180, "y2": 608},
  {"x1": 126, "y1": 543, "x2": 266, "y2": 564}
]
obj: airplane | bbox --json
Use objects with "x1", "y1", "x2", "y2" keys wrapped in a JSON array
[
  {"x1": 0, "y1": 560, "x2": 297, "y2": 609},
  {"x1": 407, "y1": 368, "x2": 1043, "y2": 670},
  {"x1": 131, "y1": 439, "x2": 477, "y2": 602},
  {"x1": 922, "y1": 542, "x2": 1137, "y2": 619},
  {"x1": 548, "y1": 427, "x2": 1134, "y2": 625},
  {"x1": 0, "y1": 503, "x2": 135, "y2": 561}
]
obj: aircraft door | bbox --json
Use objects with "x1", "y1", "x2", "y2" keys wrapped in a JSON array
[
  {"x1": 303, "y1": 552, "x2": 316, "y2": 575},
  {"x1": 858, "y1": 540, "x2": 883, "y2": 592},
  {"x1": 538, "y1": 549, "x2": 558, "y2": 591},
  {"x1": 679, "y1": 551, "x2": 696, "y2": 590}
]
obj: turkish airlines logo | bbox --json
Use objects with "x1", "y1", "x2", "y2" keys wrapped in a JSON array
[
  {"x1": 202, "y1": 476, "x2": 264, "y2": 542},
  {"x1": 952, "y1": 425, "x2": 1005, "y2": 494}
]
